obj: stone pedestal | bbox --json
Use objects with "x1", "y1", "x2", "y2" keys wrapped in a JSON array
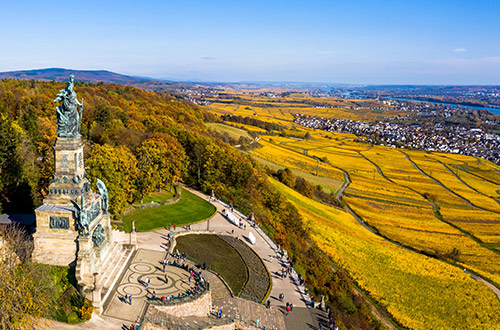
[
  {"x1": 44, "y1": 137, "x2": 90, "y2": 206},
  {"x1": 32, "y1": 204, "x2": 79, "y2": 265},
  {"x1": 75, "y1": 212, "x2": 112, "y2": 296},
  {"x1": 32, "y1": 136, "x2": 111, "y2": 267}
]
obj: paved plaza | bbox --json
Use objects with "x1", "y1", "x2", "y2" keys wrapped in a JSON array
[{"x1": 103, "y1": 249, "x2": 196, "y2": 323}]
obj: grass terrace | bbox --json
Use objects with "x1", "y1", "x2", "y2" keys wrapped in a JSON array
[{"x1": 122, "y1": 188, "x2": 216, "y2": 232}]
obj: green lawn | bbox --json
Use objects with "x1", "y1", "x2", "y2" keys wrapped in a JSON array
[
  {"x1": 141, "y1": 189, "x2": 175, "y2": 204},
  {"x1": 122, "y1": 188, "x2": 216, "y2": 232},
  {"x1": 175, "y1": 234, "x2": 248, "y2": 296}
]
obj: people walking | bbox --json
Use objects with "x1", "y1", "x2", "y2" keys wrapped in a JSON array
[
  {"x1": 145, "y1": 277, "x2": 149, "y2": 287},
  {"x1": 165, "y1": 273, "x2": 168, "y2": 283},
  {"x1": 128, "y1": 294, "x2": 132, "y2": 305}
]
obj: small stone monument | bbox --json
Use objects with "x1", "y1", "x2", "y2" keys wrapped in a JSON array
[{"x1": 32, "y1": 75, "x2": 117, "y2": 300}]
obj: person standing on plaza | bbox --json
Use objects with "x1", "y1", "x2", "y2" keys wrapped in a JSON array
[
  {"x1": 145, "y1": 277, "x2": 149, "y2": 287},
  {"x1": 165, "y1": 273, "x2": 168, "y2": 284},
  {"x1": 128, "y1": 294, "x2": 132, "y2": 305}
]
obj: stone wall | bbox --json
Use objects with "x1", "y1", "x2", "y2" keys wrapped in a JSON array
[
  {"x1": 142, "y1": 321, "x2": 263, "y2": 330},
  {"x1": 142, "y1": 323, "x2": 236, "y2": 330},
  {"x1": 151, "y1": 290, "x2": 212, "y2": 317},
  {"x1": 32, "y1": 228, "x2": 78, "y2": 265}
]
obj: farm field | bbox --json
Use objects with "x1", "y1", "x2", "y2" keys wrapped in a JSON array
[
  {"x1": 271, "y1": 178, "x2": 500, "y2": 330},
  {"x1": 204, "y1": 91, "x2": 404, "y2": 122},
  {"x1": 404, "y1": 150, "x2": 500, "y2": 212},
  {"x1": 250, "y1": 139, "x2": 344, "y2": 183},
  {"x1": 204, "y1": 90, "x2": 500, "y2": 329},
  {"x1": 206, "y1": 122, "x2": 251, "y2": 140}
]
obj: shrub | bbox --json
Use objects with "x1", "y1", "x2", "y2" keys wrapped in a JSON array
[
  {"x1": 337, "y1": 293, "x2": 357, "y2": 315},
  {"x1": 70, "y1": 292, "x2": 85, "y2": 309},
  {"x1": 79, "y1": 300, "x2": 94, "y2": 321}
]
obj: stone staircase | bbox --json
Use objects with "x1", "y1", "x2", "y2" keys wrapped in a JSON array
[{"x1": 97, "y1": 240, "x2": 135, "y2": 306}]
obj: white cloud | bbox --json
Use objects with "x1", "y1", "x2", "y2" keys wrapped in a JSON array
[{"x1": 453, "y1": 48, "x2": 467, "y2": 53}]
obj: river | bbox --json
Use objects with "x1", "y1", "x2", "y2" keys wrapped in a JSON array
[{"x1": 386, "y1": 97, "x2": 500, "y2": 115}]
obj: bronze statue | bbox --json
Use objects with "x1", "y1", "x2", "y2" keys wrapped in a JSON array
[
  {"x1": 96, "y1": 178, "x2": 109, "y2": 214},
  {"x1": 54, "y1": 74, "x2": 83, "y2": 138},
  {"x1": 71, "y1": 194, "x2": 90, "y2": 236}
]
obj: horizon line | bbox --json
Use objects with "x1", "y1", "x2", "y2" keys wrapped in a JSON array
[{"x1": 1, "y1": 67, "x2": 500, "y2": 87}]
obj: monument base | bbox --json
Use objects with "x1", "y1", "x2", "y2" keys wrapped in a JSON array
[
  {"x1": 32, "y1": 204, "x2": 79, "y2": 266},
  {"x1": 32, "y1": 231, "x2": 78, "y2": 266}
]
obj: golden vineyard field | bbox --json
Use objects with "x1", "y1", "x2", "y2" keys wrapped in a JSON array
[{"x1": 203, "y1": 91, "x2": 500, "y2": 329}]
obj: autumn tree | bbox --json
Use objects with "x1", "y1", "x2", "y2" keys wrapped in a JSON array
[
  {"x1": 0, "y1": 115, "x2": 39, "y2": 212},
  {"x1": 0, "y1": 225, "x2": 52, "y2": 330},
  {"x1": 135, "y1": 133, "x2": 188, "y2": 201},
  {"x1": 86, "y1": 144, "x2": 138, "y2": 213},
  {"x1": 295, "y1": 177, "x2": 315, "y2": 198},
  {"x1": 276, "y1": 168, "x2": 296, "y2": 188}
]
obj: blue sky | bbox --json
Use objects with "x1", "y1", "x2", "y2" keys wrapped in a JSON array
[{"x1": 1, "y1": 0, "x2": 499, "y2": 84}]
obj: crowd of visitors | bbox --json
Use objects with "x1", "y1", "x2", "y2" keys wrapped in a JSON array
[{"x1": 146, "y1": 258, "x2": 209, "y2": 305}]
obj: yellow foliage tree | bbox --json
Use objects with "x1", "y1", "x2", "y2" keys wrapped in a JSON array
[
  {"x1": 0, "y1": 225, "x2": 52, "y2": 330},
  {"x1": 86, "y1": 144, "x2": 138, "y2": 213}
]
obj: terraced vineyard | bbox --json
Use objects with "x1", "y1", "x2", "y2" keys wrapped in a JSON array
[{"x1": 203, "y1": 90, "x2": 500, "y2": 329}]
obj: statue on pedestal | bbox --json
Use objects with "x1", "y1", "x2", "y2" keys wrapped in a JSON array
[
  {"x1": 54, "y1": 74, "x2": 83, "y2": 138},
  {"x1": 72, "y1": 195, "x2": 90, "y2": 236},
  {"x1": 96, "y1": 179, "x2": 109, "y2": 214}
]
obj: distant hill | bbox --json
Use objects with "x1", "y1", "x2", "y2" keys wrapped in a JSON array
[
  {"x1": 0, "y1": 68, "x2": 152, "y2": 84},
  {"x1": 0, "y1": 68, "x2": 184, "y2": 93}
]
